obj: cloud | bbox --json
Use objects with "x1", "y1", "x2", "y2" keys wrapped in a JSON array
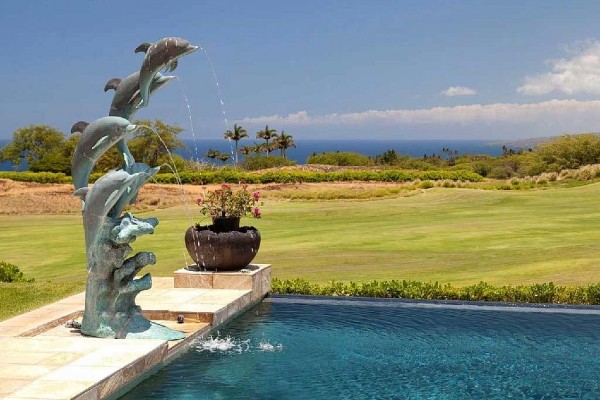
[
  {"x1": 237, "y1": 99, "x2": 600, "y2": 128},
  {"x1": 517, "y1": 40, "x2": 600, "y2": 95},
  {"x1": 441, "y1": 86, "x2": 477, "y2": 96}
]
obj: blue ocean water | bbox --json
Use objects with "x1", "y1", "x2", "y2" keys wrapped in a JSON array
[
  {"x1": 122, "y1": 297, "x2": 600, "y2": 399},
  {"x1": 0, "y1": 139, "x2": 14, "y2": 171},
  {"x1": 178, "y1": 139, "x2": 504, "y2": 164},
  {"x1": 0, "y1": 138, "x2": 503, "y2": 171}
]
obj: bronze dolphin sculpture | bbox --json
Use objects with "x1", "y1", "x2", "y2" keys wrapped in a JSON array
[
  {"x1": 104, "y1": 72, "x2": 174, "y2": 166},
  {"x1": 71, "y1": 117, "x2": 139, "y2": 190},
  {"x1": 134, "y1": 37, "x2": 198, "y2": 108},
  {"x1": 73, "y1": 170, "x2": 137, "y2": 269}
]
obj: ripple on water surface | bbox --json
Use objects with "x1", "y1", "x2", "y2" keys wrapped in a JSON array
[{"x1": 121, "y1": 297, "x2": 600, "y2": 399}]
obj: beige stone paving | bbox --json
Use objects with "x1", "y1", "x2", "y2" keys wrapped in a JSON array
[{"x1": 0, "y1": 265, "x2": 271, "y2": 400}]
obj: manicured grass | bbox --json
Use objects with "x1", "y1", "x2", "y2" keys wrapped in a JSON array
[
  {"x1": 0, "y1": 281, "x2": 85, "y2": 320},
  {"x1": 2, "y1": 183, "x2": 600, "y2": 287}
]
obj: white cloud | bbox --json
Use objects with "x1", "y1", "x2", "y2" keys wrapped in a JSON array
[
  {"x1": 441, "y1": 86, "x2": 477, "y2": 96},
  {"x1": 517, "y1": 40, "x2": 600, "y2": 95},
  {"x1": 238, "y1": 99, "x2": 600, "y2": 127}
]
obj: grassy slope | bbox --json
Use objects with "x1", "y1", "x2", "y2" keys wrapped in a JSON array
[{"x1": 2, "y1": 183, "x2": 600, "y2": 287}]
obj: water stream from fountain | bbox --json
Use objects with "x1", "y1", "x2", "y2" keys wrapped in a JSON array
[
  {"x1": 137, "y1": 124, "x2": 198, "y2": 268},
  {"x1": 174, "y1": 76, "x2": 200, "y2": 163},
  {"x1": 201, "y1": 48, "x2": 236, "y2": 161}
]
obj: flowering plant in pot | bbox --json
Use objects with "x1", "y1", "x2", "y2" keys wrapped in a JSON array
[
  {"x1": 185, "y1": 184, "x2": 263, "y2": 271},
  {"x1": 196, "y1": 184, "x2": 261, "y2": 232}
]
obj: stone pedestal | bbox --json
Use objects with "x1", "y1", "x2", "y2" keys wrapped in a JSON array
[{"x1": 174, "y1": 264, "x2": 271, "y2": 302}]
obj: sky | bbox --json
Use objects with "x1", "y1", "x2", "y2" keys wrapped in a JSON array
[{"x1": 2, "y1": 1, "x2": 600, "y2": 141}]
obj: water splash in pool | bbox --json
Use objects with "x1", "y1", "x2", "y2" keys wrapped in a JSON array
[
  {"x1": 195, "y1": 335, "x2": 283, "y2": 354},
  {"x1": 258, "y1": 341, "x2": 284, "y2": 352}
]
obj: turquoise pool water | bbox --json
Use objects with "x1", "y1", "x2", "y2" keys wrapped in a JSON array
[{"x1": 122, "y1": 296, "x2": 600, "y2": 399}]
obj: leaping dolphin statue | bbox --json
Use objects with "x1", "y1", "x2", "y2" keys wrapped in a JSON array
[
  {"x1": 74, "y1": 170, "x2": 137, "y2": 269},
  {"x1": 134, "y1": 37, "x2": 198, "y2": 108},
  {"x1": 105, "y1": 72, "x2": 174, "y2": 119},
  {"x1": 104, "y1": 72, "x2": 175, "y2": 167},
  {"x1": 109, "y1": 164, "x2": 160, "y2": 219},
  {"x1": 71, "y1": 117, "x2": 139, "y2": 190}
]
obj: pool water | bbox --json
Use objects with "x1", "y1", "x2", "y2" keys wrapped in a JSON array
[{"x1": 121, "y1": 296, "x2": 600, "y2": 399}]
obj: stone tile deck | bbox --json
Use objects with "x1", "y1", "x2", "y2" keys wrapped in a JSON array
[{"x1": 0, "y1": 264, "x2": 271, "y2": 399}]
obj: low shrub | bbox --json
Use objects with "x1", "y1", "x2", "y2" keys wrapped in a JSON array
[
  {"x1": 419, "y1": 180, "x2": 434, "y2": 189},
  {"x1": 271, "y1": 278, "x2": 600, "y2": 305},
  {"x1": 0, "y1": 261, "x2": 34, "y2": 283},
  {"x1": 306, "y1": 152, "x2": 372, "y2": 166},
  {"x1": 241, "y1": 155, "x2": 296, "y2": 171}
]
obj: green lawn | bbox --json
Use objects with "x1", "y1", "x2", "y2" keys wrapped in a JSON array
[{"x1": 2, "y1": 183, "x2": 600, "y2": 287}]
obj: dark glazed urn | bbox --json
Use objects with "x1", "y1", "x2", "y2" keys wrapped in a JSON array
[{"x1": 185, "y1": 224, "x2": 261, "y2": 271}]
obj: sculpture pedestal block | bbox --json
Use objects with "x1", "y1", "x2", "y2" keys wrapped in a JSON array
[{"x1": 174, "y1": 264, "x2": 271, "y2": 302}]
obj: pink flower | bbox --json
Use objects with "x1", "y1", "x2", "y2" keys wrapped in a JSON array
[
  {"x1": 196, "y1": 197, "x2": 203, "y2": 205},
  {"x1": 221, "y1": 184, "x2": 231, "y2": 190},
  {"x1": 253, "y1": 207, "x2": 261, "y2": 218},
  {"x1": 253, "y1": 192, "x2": 260, "y2": 201}
]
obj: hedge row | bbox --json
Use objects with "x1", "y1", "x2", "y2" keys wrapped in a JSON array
[
  {"x1": 0, "y1": 169, "x2": 483, "y2": 185},
  {"x1": 152, "y1": 169, "x2": 484, "y2": 185},
  {"x1": 0, "y1": 171, "x2": 71, "y2": 184},
  {"x1": 271, "y1": 278, "x2": 600, "y2": 305}
]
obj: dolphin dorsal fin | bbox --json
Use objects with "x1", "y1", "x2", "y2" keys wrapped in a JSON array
[
  {"x1": 71, "y1": 121, "x2": 89, "y2": 134},
  {"x1": 135, "y1": 42, "x2": 153, "y2": 53},
  {"x1": 104, "y1": 78, "x2": 122, "y2": 92}
]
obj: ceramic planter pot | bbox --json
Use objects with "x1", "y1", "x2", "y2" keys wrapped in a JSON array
[{"x1": 184, "y1": 224, "x2": 261, "y2": 271}]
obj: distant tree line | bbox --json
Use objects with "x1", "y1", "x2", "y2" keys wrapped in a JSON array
[
  {"x1": 0, "y1": 121, "x2": 297, "y2": 174},
  {"x1": 306, "y1": 133, "x2": 600, "y2": 179},
  {"x1": 2, "y1": 122, "x2": 600, "y2": 179},
  {"x1": 0, "y1": 120, "x2": 187, "y2": 174}
]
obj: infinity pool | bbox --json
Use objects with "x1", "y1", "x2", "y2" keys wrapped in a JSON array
[{"x1": 122, "y1": 296, "x2": 600, "y2": 399}]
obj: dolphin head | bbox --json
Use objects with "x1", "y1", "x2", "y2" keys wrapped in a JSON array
[
  {"x1": 105, "y1": 117, "x2": 138, "y2": 136},
  {"x1": 169, "y1": 37, "x2": 199, "y2": 58},
  {"x1": 125, "y1": 123, "x2": 138, "y2": 133},
  {"x1": 136, "y1": 37, "x2": 198, "y2": 107}
]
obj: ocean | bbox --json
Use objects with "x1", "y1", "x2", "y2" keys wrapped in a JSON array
[
  {"x1": 0, "y1": 138, "x2": 504, "y2": 171},
  {"x1": 177, "y1": 139, "x2": 504, "y2": 163}
]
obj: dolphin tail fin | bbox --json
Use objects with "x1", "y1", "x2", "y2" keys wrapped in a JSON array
[
  {"x1": 73, "y1": 187, "x2": 89, "y2": 200},
  {"x1": 135, "y1": 42, "x2": 152, "y2": 53},
  {"x1": 104, "y1": 78, "x2": 122, "y2": 92},
  {"x1": 71, "y1": 121, "x2": 90, "y2": 134}
]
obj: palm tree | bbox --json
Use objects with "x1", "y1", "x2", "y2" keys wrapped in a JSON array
[
  {"x1": 217, "y1": 153, "x2": 231, "y2": 164},
  {"x1": 205, "y1": 148, "x2": 220, "y2": 162},
  {"x1": 273, "y1": 131, "x2": 296, "y2": 159},
  {"x1": 238, "y1": 145, "x2": 253, "y2": 161},
  {"x1": 224, "y1": 124, "x2": 248, "y2": 165},
  {"x1": 250, "y1": 142, "x2": 266, "y2": 155},
  {"x1": 256, "y1": 125, "x2": 277, "y2": 156}
]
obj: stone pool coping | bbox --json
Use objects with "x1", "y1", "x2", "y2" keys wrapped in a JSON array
[{"x1": 0, "y1": 264, "x2": 271, "y2": 400}]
